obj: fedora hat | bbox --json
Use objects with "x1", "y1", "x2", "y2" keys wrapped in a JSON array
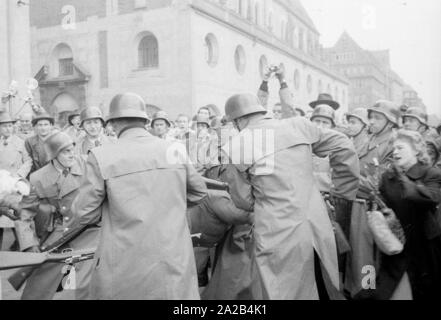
[
  {"x1": 0, "y1": 111, "x2": 16, "y2": 124},
  {"x1": 309, "y1": 93, "x2": 340, "y2": 111}
]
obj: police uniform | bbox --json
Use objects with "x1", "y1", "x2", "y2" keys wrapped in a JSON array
[
  {"x1": 15, "y1": 132, "x2": 99, "y2": 300},
  {"x1": 221, "y1": 93, "x2": 360, "y2": 300},
  {"x1": 70, "y1": 93, "x2": 206, "y2": 300}
]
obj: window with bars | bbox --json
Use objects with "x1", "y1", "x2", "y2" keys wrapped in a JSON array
[
  {"x1": 138, "y1": 34, "x2": 159, "y2": 69},
  {"x1": 59, "y1": 58, "x2": 74, "y2": 76}
]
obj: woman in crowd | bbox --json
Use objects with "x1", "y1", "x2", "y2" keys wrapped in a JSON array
[{"x1": 358, "y1": 130, "x2": 441, "y2": 300}]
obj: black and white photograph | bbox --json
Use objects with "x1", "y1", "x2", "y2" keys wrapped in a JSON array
[{"x1": 1, "y1": 0, "x2": 441, "y2": 306}]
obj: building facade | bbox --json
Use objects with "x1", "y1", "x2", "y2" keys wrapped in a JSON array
[
  {"x1": 0, "y1": 0, "x2": 33, "y2": 116},
  {"x1": 324, "y1": 32, "x2": 412, "y2": 111},
  {"x1": 403, "y1": 84, "x2": 426, "y2": 111},
  {"x1": 29, "y1": 0, "x2": 349, "y2": 124}
]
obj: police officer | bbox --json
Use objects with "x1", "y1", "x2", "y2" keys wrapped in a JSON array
[
  {"x1": 346, "y1": 108, "x2": 370, "y2": 157},
  {"x1": 359, "y1": 100, "x2": 400, "y2": 175},
  {"x1": 69, "y1": 93, "x2": 207, "y2": 299},
  {"x1": 151, "y1": 111, "x2": 173, "y2": 140},
  {"x1": 309, "y1": 98, "x2": 339, "y2": 194},
  {"x1": 24, "y1": 111, "x2": 55, "y2": 175},
  {"x1": 75, "y1": 107, "x2": 113, "y2": 158},
  {"x1": 345, "y1": 101, "x2": 400, "y2": 298},
  {"x1": 402, "y1": 107, "x2": 438, "y2": 140},
  {"x1": 0, "y1": 111, "x2": 32, "y2": 178},
  {"x1": 63, "y1": 111, "x2": 84, "y2": 143},
  {"x1": 221, "y1": 93, "x2": 360, "y2": 300},
  {"x1": 15, "y1": 131, "x2": 99, "y2": 300}
]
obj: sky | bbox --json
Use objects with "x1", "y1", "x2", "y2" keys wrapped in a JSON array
[{"x1": 301, "y1": 0, "x2": 441, "y2": 116}]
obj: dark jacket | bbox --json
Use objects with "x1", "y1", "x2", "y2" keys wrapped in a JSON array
[
  {"x1": 24, "y1": 135, "x2": 50, "y2": 176},
  {"x1": 366, "y1": 163, "x2": 441, "y2": 300}
]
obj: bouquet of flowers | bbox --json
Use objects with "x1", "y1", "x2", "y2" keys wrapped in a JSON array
[{"x1": 358, "y1": 160, "x2": 406, "y2": 256}]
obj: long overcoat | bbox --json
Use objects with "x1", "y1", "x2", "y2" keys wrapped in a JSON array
[
  {"x1": 71, "y1": 127, "x2": 207, "y2": 300},
  {"x1": 222, "y1": 116, "x2": 360, "y2": 299}
]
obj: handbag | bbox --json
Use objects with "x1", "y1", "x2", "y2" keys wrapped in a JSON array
[{"x1": 367, "y1": 209, "x2": 406, "y2": 256}]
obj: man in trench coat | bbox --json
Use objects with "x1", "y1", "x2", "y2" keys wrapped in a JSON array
[
  {"x1": 70, "y1": 93, "x2": 207, "y2": 300},
  {"x1": 221, "y1": 93, "x2": 360, "y2": 300}
]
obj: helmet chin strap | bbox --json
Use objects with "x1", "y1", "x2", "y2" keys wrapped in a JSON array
[
  {"x1": 375, "y1": 121, "x2": 392, "y2": 136},
  {"x1": 352, "y1": 125, "x2": 366, "y2": 138}
]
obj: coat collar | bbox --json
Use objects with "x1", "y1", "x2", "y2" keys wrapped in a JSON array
[
  {"x1": 405, "y1": 163, "x2": 428, "y2": 180},
  {"x1": 386, "y1": 162, "x2": 428, "y2": 181},
  {"x1": 119, "y1": 127, "x2": 151, "y2": 140},
  {"x1": 41, "y1": 158, "x2": 83, "y2": 198}
]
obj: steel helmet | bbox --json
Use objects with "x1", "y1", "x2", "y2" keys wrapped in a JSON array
[
  {"x1": 224, "y1": 93, "x2": 267, "y2": 122},
  {"x1": 32, "y1": 110, "x2": 55, "y2": 127},
  {"x1": 310, "y1": 105, "x2": 336, "y2": 127},
  {"x1": 402, "y1": 107, "x2": 428, "y2": 126},
  {"x1": 80, "y1": 107, "x2": 105, "y2": 127},
  {"x1": 196, "y1": 115, "x2": 211, "y2": 128},
  {"x1": 67, "y1": 112, "x2": 80, "y2": 126},
  {"x1": 367, "y1": 100, "x2": 400, "y2": 126},
  {"x1": 346, "y1": 108, "x2": 369, "y2": 127},
  {"x1": 44, "y1": 131, "x2": 75, "y2": 160},
  {"x1": 151, "y1": 111, "x2": 171, "y2": 128},
  {"x1": 106, "y1": 93, "x2": 148, "y2": 124}
]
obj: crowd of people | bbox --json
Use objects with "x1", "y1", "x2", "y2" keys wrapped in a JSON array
[{"x1": 1, "y1": 65, "x2": 441, "y2": 300}]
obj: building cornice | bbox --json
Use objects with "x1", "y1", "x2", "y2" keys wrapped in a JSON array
[{"x1": 190, "y1": 0, "x2": 347, "y2": 84}]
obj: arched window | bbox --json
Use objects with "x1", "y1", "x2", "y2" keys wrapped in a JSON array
[
  {"x1": 259, "y1": 55, "x2": 268, "y2": 79},
  {"x1": 205, "y1": 33, "x2": 219, "y2": 67},
  {"x1": 307, "y1": 75, "x2": 312, "y2": 94},
  {"x1": 234, "y1": 45, "x2": 246, "y2": 75},
  {"x1": 138, "y1": 33, "x2": 159, "y2": 69},
  {"x1": 294, "y1": 69, "x2": 300, "y2": 90},
  {"x1": 281, "y1": 20, "x2": 286, "y2": 40},
  {"x1": 52, "y1": 43, "x2": 74, "y2": 77},
  {"x1": 268, "y1": 11, "x2": 273, "y2": 31},
  {"x1": 318, "y1": 79, "x2": 323, "y2": 93}
]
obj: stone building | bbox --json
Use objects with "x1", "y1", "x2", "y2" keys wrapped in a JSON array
[
  {"x1": 29, "y1": 0, "x2": 349, "y2": 124},
  {"x1": 324, "y1": 31, "x2": 412, "y2": 111},
  {"x1": 0, "y1": 0, "x2": 33, "y2": 116}
]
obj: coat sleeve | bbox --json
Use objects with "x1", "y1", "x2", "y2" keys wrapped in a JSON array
[
  {"x1": 16, "y1": 140, "x2": 32, "y2": 179},
  {"x1": 185, "y1": 160, "x2": 208, "y2": 205},
  {"x1": 14, "y1": 185, "x2": 41, "y2": 251},
  {"x1": 222, "y1": 164, "x2": 254, "y2": 212},
  {"x1": 400, "y1": 168, "x2": 441, "y2": 205},
  {"x1": 298, "y1": 119, "x2": 360, "y2": 201},
  {"x1": 257, "y1": 81, "x2": 269, "y2": 109},
  {"x1": 70, "y1": 153, "x2": 105, "y2": 226}
]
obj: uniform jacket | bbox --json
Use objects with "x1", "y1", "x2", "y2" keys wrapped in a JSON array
[
  {"x1": 351, "y1": 129, "x2": 370, "y2": 158},
  {"x1": 74, "y1": 133, "x2": 114, "y2": 158},
  {"x1": 71, "y1": 127, "x2": 207, "y2": 300},
  {"x1": 16, "y1": 157, "x2": 87, "y2": 251},
  {"x1": 63, "y1": 125, "x2": 85, "y2": 143},
  {"x1": 24, "y1": 135, "x2": 50, "y2": 175},
  {"x1": 15, "y1": 157, "x2": 99, "y2": 300},
  {"x1": 222, "y1": 116, "x2": 360, "y2": 299},
  {"x1": 0, "y1": 135, "x2": 32, "y2": 178},
  {"x1": 359, "y1": 128, "x2": 395, "y2": 176}
]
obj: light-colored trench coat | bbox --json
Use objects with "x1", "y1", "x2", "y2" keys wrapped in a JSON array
[
  {"x1": 222, "y1": 116, "x2": 360, "y2": 300},
  {"x1": 71, "y1": 127, "x2": 207, "y2": 300}
]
